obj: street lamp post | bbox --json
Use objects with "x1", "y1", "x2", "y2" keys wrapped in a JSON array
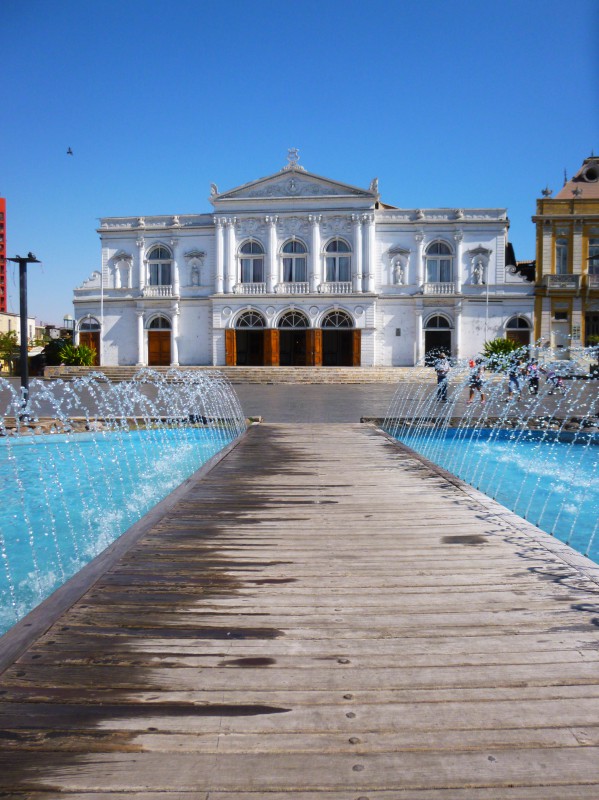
[{"x1": 6, "y1": 252, "x2": 40, "y2": 407}]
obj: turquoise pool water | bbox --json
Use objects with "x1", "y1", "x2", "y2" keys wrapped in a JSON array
[
  {"x1": 0, "y1": 427, "x2": 236, "y2": 636},
  {"x1": 395, "y1": 429, "x2": 599, "y2": 564}
]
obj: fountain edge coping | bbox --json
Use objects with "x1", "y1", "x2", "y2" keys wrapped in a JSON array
[
  {"x1": 0, "y1": 424, "x2": 254, "y2": 677},
  {"x1": 372, "y1": 423, "x2": 599, "y2": 589}
]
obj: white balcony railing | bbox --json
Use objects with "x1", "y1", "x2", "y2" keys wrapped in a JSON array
[
  {"x1": 423, "y1": 281, "x2": 456, "y2": 295},
  {"x1": 587, "y1": 274, "x2": 599, "y2": 289},
  {"x1": 544, "y1": 275, "x2": 580, "y2": 290},
  {"x1": 233, "y1": 282, "x2": 267, "y2": 295},
  {"x1": 142, "y1": 285, "x2": 174, "y2": 298},
  {"x1": 276, "y1": 282, "x2": 310, "y2": 294},
  {"x1": 318, "y1": 282, "x2": 352, "y2": 294}
]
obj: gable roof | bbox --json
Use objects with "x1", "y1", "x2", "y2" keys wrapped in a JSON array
[{"x1": 210, "y1": 165, "x2": 380, "y2": 206}]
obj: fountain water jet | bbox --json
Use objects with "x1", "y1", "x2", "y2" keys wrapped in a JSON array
[
  {"x1": 383, "y1": 345, "x2": 599, "y2": 563},
  {"x1": 0, "y1": 369, "x2": 246, "y2": 635}
]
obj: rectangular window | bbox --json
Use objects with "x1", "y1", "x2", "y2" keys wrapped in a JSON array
[
  {"x1": 589, "y1": 238, "x2": 599, "y2": 275},
  {"x1": 555, "y1": 239, "x2": 568, "y2": 274},
  {"x1": 326, "y1": 257, "x2": 336, "y2": 282},
  {"x1": 338, "y1": 257, "x2": 350, "y2": 282}
]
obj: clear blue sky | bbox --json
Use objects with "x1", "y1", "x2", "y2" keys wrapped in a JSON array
[{"x1": 2, "y1": 0, "x2": 597, "y2": 324}]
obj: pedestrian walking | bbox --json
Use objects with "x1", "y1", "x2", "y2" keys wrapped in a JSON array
[{"x1": 434, "y1": 354, "x2": 450, "y2": 402}]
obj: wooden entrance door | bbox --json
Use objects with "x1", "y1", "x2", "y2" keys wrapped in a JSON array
[
  {"x1": 424, "y1": 330, "x2": 451, "y2": 365},
  {"x1": 279, "y1": 330, "x2": 307, "y2": 366},
  {"x1": 235, "y1": 330, "x2": 265, "y2": 365},
  {"x1": 148, "y1": 331, "x2": 171, "y2": 366},
  {"x1": 78, "y1": 332, "x2": 100, "y2": 365},
  {"x1": 322, "y1": 330, "x2": 354, "y2": 366}
]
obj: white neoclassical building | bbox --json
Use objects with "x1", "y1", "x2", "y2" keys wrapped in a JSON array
[{"x1": 73, "y1": 152, "x2": 534, "y2": 367}]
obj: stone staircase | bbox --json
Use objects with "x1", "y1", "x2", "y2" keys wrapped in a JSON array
[{"x1": 44, "y1": 365, "x2": 431, "y2": 384}]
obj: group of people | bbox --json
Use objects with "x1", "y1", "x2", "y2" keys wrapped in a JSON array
[{"x1": 433, "y1": 352, "x2": 565, "y2": 405}]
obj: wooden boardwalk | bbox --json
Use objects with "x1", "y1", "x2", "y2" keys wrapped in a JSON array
[{"x1": 2, "y1": 423, "x2": 599, "y2": 798}]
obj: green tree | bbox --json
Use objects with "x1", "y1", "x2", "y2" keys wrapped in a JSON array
[
  {"x1": 0, "y1": 331, "x2": 19, "y2": 374},
  {"x1": 482, "y1": 338, "x2": 526, "y2": 372},
  {"x1": 58, "y1": 343, "x2": 97, "y2": 367}
]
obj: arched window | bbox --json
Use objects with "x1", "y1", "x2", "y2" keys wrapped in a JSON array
[
  {"x1": 321, "y1": 310, "x2": 353, "y2": 328},
  {"x1": 148, "y1": 315, "x2": 171, "y2": 330},
  {"x1": 325, "y1": 239, "x2": 351, "y2": 282},
  {"x1": 505, "y1": 316, "x2": 531, "y2": 347},
  {"x1": 424, "y1": 315, "x2": 452, "y2": 329},
  {"x1": 555, "y1": 238, "x2": 568, "y2": 275},
  {"x1": 147, "y1": 246, "x2": 172, "y2": 286},
  {"x1": 282, "y1": 240, "x2": 307, "y2": 283},
  {"x1": 235, "y1": 310, "x2": 266, "y2": 328},
  {"x1": 278, "y1": 310, "x2": 309, "y2": 328},
  {"x1": 426, "y1": 242, "x2": 453, "y2": 283},
  {"x1": 79, "y1": 317, "x2": 101, "y2": 332},
  {"x1": 240, "y1": 241, "x2": 265, "y2": 283}
]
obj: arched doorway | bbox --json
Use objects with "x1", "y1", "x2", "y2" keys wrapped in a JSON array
[
  {"x1": 505, "y1": 316, "x2": 532, "y2": 348},
  {"x1": 147, "y1": 315, "x2": 171, "y2": 366},
  {"x1": 424, "y1": 314, "x2": 452, "y2": 365},
  {"x1": 321, "y1": 310, "x2": 359, "y2": 366},
  {"x1": 231, "y1": 311, "x2": 266, "y2": 366},
  {"x1": 278, "y1": 310, "x2": 309, "y2": 366},
  {"x1": 78, "y1": 317, "x2": 101, "y2": 365}
]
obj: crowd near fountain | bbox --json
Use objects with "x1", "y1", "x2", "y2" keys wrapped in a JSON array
[
  {"x1": 0, "y1": 369, "x2": 246, "y2": 636},
  {"x1": 384, "y1": 344, "x2": 599, "y2": 563}
]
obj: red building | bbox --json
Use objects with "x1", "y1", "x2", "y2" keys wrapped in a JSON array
[{"x1": 0, "y1": 198, "x2": 6, "y2": 312}]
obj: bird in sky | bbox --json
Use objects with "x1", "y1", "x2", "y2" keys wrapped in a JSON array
[{"x1": 66, "y1": 147, "x2": 73, "y2": 155}]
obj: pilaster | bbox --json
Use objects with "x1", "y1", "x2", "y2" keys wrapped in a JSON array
[
  {"x1": 415, "y1": 232, "x2": 425, "y2": 288},
  {"x1": 136, "y1": 310, "x2": 145, "y2": 366},
  {"x1": 225, "y1": 218, "x2": 236, "y2": 294},
  {"x1": 454, "y1": 231, "x2": 463, "y2": 293},
  {"x1": 352, "y1": 214, "x2": 363, "y2": 293},
  {"x1": 309, "y1": 215, "x2": 322, "y2": 292},
  {"x1": 214, "y1": 218, "x2": 224, "y2": 294},
  {"x1": 136, "y1": 238, "x2": 145, "y2": 290},
  {"x1": 266, "y1": 215, "x2": 278, "y2": 293}
]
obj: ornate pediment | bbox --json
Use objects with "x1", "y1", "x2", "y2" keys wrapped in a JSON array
[{"x1": 211, "y1": 166, "x2": 378, "y2": 205}]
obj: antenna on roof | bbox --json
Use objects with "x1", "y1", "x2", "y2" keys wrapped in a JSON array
[{"x1": 563, "y1": 169, "x2": 568, "y2": 185}]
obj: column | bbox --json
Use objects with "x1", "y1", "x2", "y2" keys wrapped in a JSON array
[
  {"x1": 266, "y1": 215, "x2": 278, "y2": 293},
  {"x1": 309, "y1": 215, "x2": 321, "y2": 292},
  {"x1": 454, "y1": 231, "x2": 463, "y2": 293},
  {"x1": 415, "y1": 232, "x2": 425, "y2": 288},
  {"x1": 214, "y1": 218, "x2": 224, "y2": 294},
  {"x1": 363, "y1": 213, "x2": 376, "y2": 292},
  {"x1": 171, "y1": 304, "x2": 180, "y2": 366},
  {"x1": 225, "y1": 218, "x2": 236, "y2": 294},
  {"x1": 136, "y1": 310, "x2": 145, "y2": 366},
  {"x1": 136, "y1": 238, "x2": 145, "y2": 290},
  {"x1": 454, "y1": 303, "x2": 462, "y2": 359},
  {"x1": 415, "y1": 305, "x2": 423, "y2": 365},
  {"x1": 352, "y1": 214, "x2": 363, "y2": 293},
  {"x1": 171, "y1": 239, "x2": 180, "y2": 295},
  {"x1": 573, "y1": 220, "x2": 583, "y2": 275}
]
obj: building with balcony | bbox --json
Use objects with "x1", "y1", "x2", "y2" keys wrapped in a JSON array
[
  {"x1": 73, "y1": 153, "x2": 533, "y2": 367},
  {"x1": 532, "y1": 154, "x2": 599, "y2": 353}
]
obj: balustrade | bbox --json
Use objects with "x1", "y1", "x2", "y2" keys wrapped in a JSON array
[
  {"x1": 233, "y1": 282, "x2": 267, "y2": 295},
  {"x1": 276, "y1": 282, "x2": 310, "y2": 295},
  {"x1": 543, "y1": 275, "x2": 580, "y2": 290},
  {"x1": 142, "y1": 285, "x2": 174, "y2": 298},
  {"x1": 423, "y1": 282, "x2": 457, "y2": 295},
  {"x1": 318, "y1": 282, "x2": 352, "y2": 294}
]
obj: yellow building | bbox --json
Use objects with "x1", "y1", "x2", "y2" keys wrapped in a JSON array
[{"x1": 533, "y1": 154, "x2": 599, "y2": 353}]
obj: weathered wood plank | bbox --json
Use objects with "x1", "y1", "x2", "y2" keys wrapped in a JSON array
[{"x1": 0, "y1": 422, "x2": 598, "y2": 796}]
